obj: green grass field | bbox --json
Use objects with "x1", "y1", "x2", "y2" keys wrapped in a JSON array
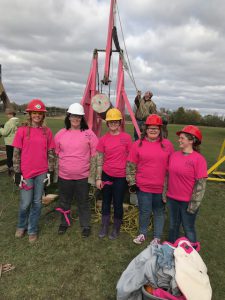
[{"x1": 0, "y1": 114, "x2": 225, "y2": 299}]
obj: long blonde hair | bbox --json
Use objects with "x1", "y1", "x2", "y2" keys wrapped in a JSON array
[{"x1": 21, "y1": 113, "x2": 47, "y2": 138}]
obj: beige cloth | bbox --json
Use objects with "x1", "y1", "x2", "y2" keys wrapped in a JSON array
[{"x1": 174, "y1": 240, "x2": 212, "y2": 300}]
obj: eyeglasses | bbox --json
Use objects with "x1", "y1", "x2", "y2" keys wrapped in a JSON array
[
  {"x1": 69, "y1": 114, "x2": 82, "y2": 119},
  {"x1": 108, "y1": 120, "x2": 120, "y2": 124},
  {"x1": 31, "y1": 111, "x2": 44, "y2": 115},
  {"x1": 147, "y1": 127, "x2": 159, "y2": 131}
]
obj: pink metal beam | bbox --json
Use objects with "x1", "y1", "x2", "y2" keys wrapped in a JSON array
[
  {"x1": 103, "y1": 0, "x2": 116, "y2": 84},
  {"x1": 81, "y1": 1, "x2": 141, "y2": 139},
  {"x1": 115, "y1": 55, "x2": 141, "y2": 138},
  {"x1": 81, "y1": 51, "x2": 102, "y2": 136}
]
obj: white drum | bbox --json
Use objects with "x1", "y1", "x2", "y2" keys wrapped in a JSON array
[{"x1": 91, "y1": 93, "x2": 111, "y2": 114}]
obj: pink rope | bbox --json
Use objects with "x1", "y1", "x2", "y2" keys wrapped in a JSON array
[{"x1": 55, "y1": 208, "x2": 71, "y2": 226}]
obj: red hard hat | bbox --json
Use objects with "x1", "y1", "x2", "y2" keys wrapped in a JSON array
[
  {"x1": 26, "y1": 99, "x2": 47, "y2": 112},
  {"x1": 176, "y1": 125, "x2": 202, "y2": 143},
  {"x1": 145, "y1": 114, "x2": 163, "y2": 126}
]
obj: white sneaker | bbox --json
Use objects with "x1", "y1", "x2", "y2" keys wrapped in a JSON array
[
  {"x1": 133, "y1": 234, "x2": 146, "y2": 244},
  {"x1": 150, "y1": 238, "x2": 161, "y2": 245}
]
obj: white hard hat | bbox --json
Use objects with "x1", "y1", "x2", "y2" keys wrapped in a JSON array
[{"x1": 67, "y1": 103, "x2": 85, "y2": 115}]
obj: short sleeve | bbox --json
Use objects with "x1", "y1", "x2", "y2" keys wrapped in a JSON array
[
  {"x1": 88, "y1": 130, "x2": 99, "y2": 157},
  {"x1": 47, "y1": 128, "x2": 55, "y2": 150},
  {"x1": 127, "y1": 141, "x2": 139, "y2": 164},
  {"x1": 195, "y1": 155, "x2": 208, "y2": 179},
  {"x1": 54, "y1": 129, "x2": 65, "y2": 155},
  {"x1": 126, "y1": 134, "x2": 133, "y2": 152},
  {"x1": 168, "y1": 140, "x2": 175, "y2": 155},
  {"x1": 12, "y1": 127, "x2": 24, "y2": 149},
  {"x1": 96, "y1": 136, "x2": 105, "y2": 153}
]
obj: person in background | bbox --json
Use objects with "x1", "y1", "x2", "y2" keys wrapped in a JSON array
[
  {"x1": 96, "y1": 108, "x2": 132, "y2": 240},
  {"x1": 160, "y1": 111, "x2": 169, "y2": 138},
  {"x1": 13, "y1": 99, "x2": 55, "y2": 243},
  {"x1": 0, "y1": 107, "x2": 19, "y2": 176},
  {"x1": 54, "y1": 103, "x2": 98, "y2": 237},
  {"x1": 133, "y1": 90, "x2": 157, "y2": 140},
  {"x1": 166, "y1": 125, "x2": 207, "y2": 243},
  {"x1": 126, "y1": 114, "x2": 174, "y2": 245}
]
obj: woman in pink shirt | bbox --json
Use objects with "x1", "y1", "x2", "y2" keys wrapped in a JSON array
[
  {"x1": 167, "y1": 125, "x2": 207, "y2": 243},
  {"x1": 127, "y1": 114, "x2": 174, "y2": 245},
  {"x1": 54, "y1": 103, "x2": 98, "y2": 237},
  {"x1": 96, "y1": 108, "x2": 132, "y2": 240},
  {"x1": 13, "y1": 99, "x2": 55, "y2": 243}
]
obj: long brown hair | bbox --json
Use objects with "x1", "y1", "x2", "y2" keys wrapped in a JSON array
[
  {"x1": 64, "y1": 114, "x2": 88, "y2": 131},
  {"x1": 183, "y1": 133, "x2": 201, "y2": 152}
]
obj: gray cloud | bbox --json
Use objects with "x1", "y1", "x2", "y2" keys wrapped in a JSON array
[{"x1": 0, "y1": 0, "x2": 225, "y2": 116}]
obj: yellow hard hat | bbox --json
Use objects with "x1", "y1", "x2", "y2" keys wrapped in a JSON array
[{"x1": 105, "y1": 108, "x2": 122, "y2": 121}]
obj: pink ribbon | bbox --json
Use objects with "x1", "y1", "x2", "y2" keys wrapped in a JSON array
[
  {"x1": 55, "y1": 208, "x2": 71, "y2": 226},
  {"x1": 19, "y1": 183, "x2": 34, "y2": 191},
  {"x1": 102, "y1": 180, "x2": 113, "y2": 187},
  {"x1": 163, "y1": 237, "x2": 201, "y2": 252}
]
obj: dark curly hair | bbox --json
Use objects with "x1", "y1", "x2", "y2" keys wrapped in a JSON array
[
  {"x1": 138, "y1": 124, "x2": 165, "y2": 149},
  {"x1": 64, "y1": 114, "x2": 89, "y2": 131}
]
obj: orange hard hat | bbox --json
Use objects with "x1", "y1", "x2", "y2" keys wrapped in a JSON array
[
  {"x1": 26, "y1": 99, "x2": 47, "y2": 112},
  {"x1": 145, "y1": 114, "x2": 163, "y2": 126},
  {"x1": 176, "y1": 125, "x2": 202, "y2": 143}
]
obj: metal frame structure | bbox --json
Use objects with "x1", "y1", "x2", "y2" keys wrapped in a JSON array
[
  {"x1": 81, "y1": 0, "x2": 140, "y2": 137},
  {"x1": 207, "y1": 139, "x2": 225, "y2": 182}
]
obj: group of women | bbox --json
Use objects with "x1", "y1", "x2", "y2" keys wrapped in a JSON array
[{"x1": 12, "y1": 99, "x2": 207, "y2": 244}]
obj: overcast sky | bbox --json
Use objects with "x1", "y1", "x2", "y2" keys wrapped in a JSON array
[{"x1": 1, "y1": 0, "x2": 225, "y2": 115}]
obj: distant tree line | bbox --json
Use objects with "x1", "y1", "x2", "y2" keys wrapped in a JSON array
[
  {"x1": 0, "y1": 102, "x2": 66, "y2": 116},
  {"x1": 0, "y1": 103, "x2": 224, "y2": 128},
  {"x1": 125, "y1": 106, "x2": 225, "y2": 128},
  {"x1": 167, "y1": 106, "x2": 225, "y2": 128}
]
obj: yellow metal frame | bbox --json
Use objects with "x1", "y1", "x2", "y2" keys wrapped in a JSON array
[{"x1": 207, "y1": 140, "x2": 225, "y2": 182}]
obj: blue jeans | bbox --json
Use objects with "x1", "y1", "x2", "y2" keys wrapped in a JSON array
[
  {"x1": 134, "y1": 120, "x2": 144, "y2": 141},
  {"x1": 102, "y1": 171, "x2": 127, "y2": 220},
  {"x1": 167, "y1": 197, "x2": 198, "y2": 243},
  {"x1": 137, "y1": 190, "x2": 165, "y2": 238},
  {"x1": 17, "y1": 173, "x2": 47, "y2": 235}
]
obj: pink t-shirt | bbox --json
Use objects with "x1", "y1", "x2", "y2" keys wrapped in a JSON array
[
  {"x1": 54, "y1": 128, "x2": 98, "y2": 180},
  {"x1": 127, "y1": 138, "x2": 174, "y2": 193},
  {"x1": 167, "y1": 151, "x2": 208, "y2": 202},
  {"x1": 97, "y1": 132, "x2": 132, "y2": 177},
  {"x1": 12, "y1": 126, "x2": 55, "y2": 179}
]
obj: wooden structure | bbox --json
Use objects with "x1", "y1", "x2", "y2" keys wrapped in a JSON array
[{"x1": 0, "y1": 65, "x2": 11, "y2": 110}]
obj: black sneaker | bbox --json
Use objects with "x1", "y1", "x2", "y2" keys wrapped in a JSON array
[
  {"x1": 82, "y1": 227, "x2": 91, "y2": 238},
  {"x1": 58, "y1": 225, "x2": 68, "y2": 235}
]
